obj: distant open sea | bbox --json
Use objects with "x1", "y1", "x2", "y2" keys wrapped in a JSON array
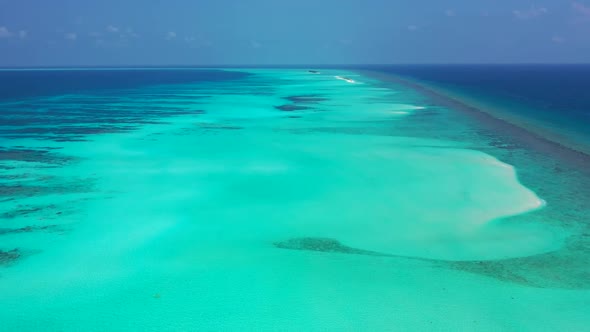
[
  {"x1": 368, "y1": 64, "x2": 590, "y2": 153},
  {"x1": 1, "y1": 65, "x2": 589, "y2": 331}
]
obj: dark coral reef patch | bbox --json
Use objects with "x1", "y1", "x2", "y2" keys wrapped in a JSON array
[
  {"x1": 273, "y1": 237, "x2": 386, "y2": 256},
  {"x1": 274, "y1": 104, "x2": 313, "y2": 112},
  {"x1": 0, "y1": 249, "x2": 21, "y2": 266},
  {"x1": 0, "y1": 225, "x2": 60, "y2": 236},
  {"x1": 284, "y1": 95, "x2": 328, "y2": 104},
  {"x1": 274, "y1": 236, "x2": 590, "y2": 290}
]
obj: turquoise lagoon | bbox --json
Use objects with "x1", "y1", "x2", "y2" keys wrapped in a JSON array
[{"x1": 0, "y1": 69, "x2": 589, "y2": 331}]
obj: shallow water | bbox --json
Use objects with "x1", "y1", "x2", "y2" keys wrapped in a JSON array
[{"x1": 1, "y1": 69, "x2": 589, "y2": 331}]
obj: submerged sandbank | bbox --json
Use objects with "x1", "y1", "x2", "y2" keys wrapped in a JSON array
[{"x1": 356, "y1": 68, "x2": 590, "y2": 288}]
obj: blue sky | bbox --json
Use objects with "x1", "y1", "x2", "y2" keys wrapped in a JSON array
[{"x1": 1, "y1": 0, "x2": 589, "y2": 66}]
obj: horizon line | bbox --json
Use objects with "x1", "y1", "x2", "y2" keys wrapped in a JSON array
[{"x1": 2, "y1": 62, "x2": 590, "y2": 70}]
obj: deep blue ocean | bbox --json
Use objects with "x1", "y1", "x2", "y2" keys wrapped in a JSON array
[
  {"x1": 374, "y1": 65, "x2": 590, "y2": 115},
  {"x1": 0, "y1": 69, "x2": 248, "y2": 101},
  {"x1": 371, "y1": 64, "x2": 590, "y2": 149}
]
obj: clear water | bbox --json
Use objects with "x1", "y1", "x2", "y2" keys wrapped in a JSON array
[{"x1": 1, "y1": 68, "x2": 589, "y2": 331}]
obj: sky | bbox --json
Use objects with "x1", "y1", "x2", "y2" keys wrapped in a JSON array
[{"x1": 1, "y1": 0, "x2": 589, "y2": 66}]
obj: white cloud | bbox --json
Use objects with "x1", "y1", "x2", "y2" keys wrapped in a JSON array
[
  {"x1": 65, "y1": 32, "x2": 77, "y2": 41},
  {"x1": 0, "y1": 26, "x2": 13, "y2": 38},
  {"x1": 124, "y1": 28, "x2": 139, "y2": 38},
  {"x1": 166, "y1": 31, "x2": 177, "y2": 40},
  {"x1": 513, "y1": 6, "x2": 548, "y2": 20},
  {"x1": 107, "y1": 25, "x2": 119, "y2": 33},
  {"x1": 571, "y1": 2, "x2": 590, "y2": 25},
  {"x1": 445, "y1": 9, "x2": 456, "y2": 17},
  {"x1": 573, "y1": 2, "x2": 590, "y2": 17}
]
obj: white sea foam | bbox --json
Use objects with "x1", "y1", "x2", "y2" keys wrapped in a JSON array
[{"x1": 334, "y1": 75, "x2": 356, "y2": 83}]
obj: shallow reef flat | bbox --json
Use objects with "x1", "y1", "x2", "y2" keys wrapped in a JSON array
[{"x1": 0, "y1": 69, "x2": 589, "y2": 331}]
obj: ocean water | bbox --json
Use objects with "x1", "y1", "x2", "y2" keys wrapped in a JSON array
[
  {"x1": 0, "y1": 68, "x2": 589, "y2": 331},
  {"x1": 374, "y1": 64, "x2": 590, "y2": 153}
]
